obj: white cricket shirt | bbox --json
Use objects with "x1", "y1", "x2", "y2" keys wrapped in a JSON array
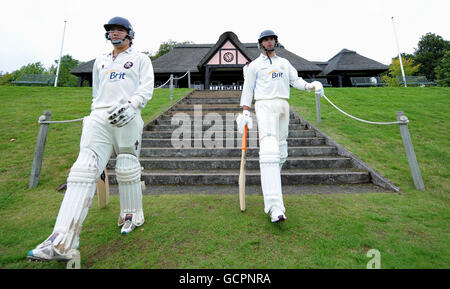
[
  {"x1": 240, "y1": 53, "x2": 311, "y2": 107},
  {"x1": 92, "y1": 47, "x2": 154, "y2": 110}
]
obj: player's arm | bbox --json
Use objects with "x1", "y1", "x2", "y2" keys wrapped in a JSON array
[
  {"x1": 129, "y1": 55, "x2": 154, "y2": 110},
  {"x1": 288, "y1": 63, "x2": 324, "y2": 95},
  {"x1": 240, "y1": 64, "x2": 256, "y2": 109},
  {"x1": 91, "y1": 58, "x2": 100, "y2": 111}
]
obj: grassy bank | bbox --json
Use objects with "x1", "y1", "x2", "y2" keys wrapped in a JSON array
[{"x1": 0, "y1": 86, "x2": 448, "y2": 269}]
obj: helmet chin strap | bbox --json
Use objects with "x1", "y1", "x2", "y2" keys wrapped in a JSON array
[
  {"x1": 263, "y1": 46, "x2": 274, "y2": 65},
  {"x1": 107, "y1": 32, "x2": 130, "y2": 47},
  {"x1": 111, "y1": 38, "x2": 126, "y2": 46}
]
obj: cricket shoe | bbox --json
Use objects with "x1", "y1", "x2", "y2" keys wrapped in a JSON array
[
  {"x1": 270, "y1": 206, "x2": 287, "y2": 223},
  {"x1": 120, "y1": 213, "x2": 136, "y2": 234},
  {"x1": 27, "y1": 233, "x2": 75, "y2": 262}
]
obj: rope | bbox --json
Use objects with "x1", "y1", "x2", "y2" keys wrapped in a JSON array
[
  {"x1": 321, "y1": 94, "x2": 409, "y2": 125},
  {"x1": 38, "y1": 116, "x2": 85, "y2": 124},
  {"x1": 154, "y1": 77, "x2": 171, "y2": 89},
  {"x1": 173, "y1": 71, "x2": 189, "y2": 80},
  {"x1": 154, "y1": 71, "x2": 190, "y2": 89}
]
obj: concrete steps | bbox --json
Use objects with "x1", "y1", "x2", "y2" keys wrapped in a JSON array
[
  {"x1": 142, "y1": 129, "x2": 317, "y2": 138},
  {"x1": 139, "y1": 146, "x2": 339, "y2": 157},
  {"x1": 108, "y1": 168, "x2": 370, "y2": 185},
  {"x1": 107, "y1": 90, "x2": 373, "y2": 187},
  {"x1": 145, "y1": 124, "x2": 307, "y2": 131},
  {"x1": 108, "y1": 156, "x2": 352, "y2": 170},
  {"x1": 141, "y1": 137, "x2": 326, "y2": 147}
]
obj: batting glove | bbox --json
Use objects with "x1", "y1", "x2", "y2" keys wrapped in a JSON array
[
  {"x1": 311, "y1": 81, "x2": 324, "y2": 96},
  {"x1": 108, "y1": 101, "x2": 137, "y2": 128},
  {"x1": 236, "y1": 110, "x2": 253, "y2": 134}
]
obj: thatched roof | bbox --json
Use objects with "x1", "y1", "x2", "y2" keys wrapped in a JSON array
[
  {"x1": 70, "y1": 35, "x2": 387, "y2": 77},
  {"x1": 71, "y1": 59, "x2": 95, "y2": 75},
  {"x1": 152, "y1": 45, "x2": 212, "y2": 73},
  {"x1": 153, "y1": 31, "x2": 323, "y2": 73},
  {"x1": 321, "y1": 49, "x2": 388, "y2": 75}
]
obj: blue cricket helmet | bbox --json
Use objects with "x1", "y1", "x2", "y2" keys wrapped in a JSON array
[
  {"x1": 104, "y1": 17, "x2": 135, "y2": 40},
  {"x1": 258, "y1": 30, "x2": 278, "y2": 43}
]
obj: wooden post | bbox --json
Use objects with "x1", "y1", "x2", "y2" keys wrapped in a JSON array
[
  {"x1": 29, "y1": 111, "x2": 52, "y2": 188},
  {"x1": 315, "y1": 92, "x2": 322, "y2": 124},
  {"x1": 396, "y1": 111, "x2": 425, "y2": 191},
  {"x1": 170, "y1": 74, "x2": 173, "y2": 102}
]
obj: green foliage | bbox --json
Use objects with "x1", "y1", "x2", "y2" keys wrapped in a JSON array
[
  {"x1": 0, "y1": 73, "x2": 16, "y2": 86},
  {"x1": 381, "y1": 57, "x2": 421, "y2": 87},
  {"x1": 414, "y1": 33, "x2": 450, "y2": 80},
  {"x1": 0, "y1": 62, "x2": 48, "y2": 85},
  {"x1": 1, "y1": 55, "x2": 83, "y2": 87},
  {"x1": 49, "y1": 55, "x2": 83, "y2": 87},
  {"x1": 147, "y1": 40, "x2": 193, "y2": 60},
  {"x1": 435, "y1": 50, "x2": 450, "y2": 87}
]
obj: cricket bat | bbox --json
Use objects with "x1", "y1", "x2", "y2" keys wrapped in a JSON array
[
  {"x1": 97, "y1": 169, "x2": 110, "y2": 209},
  {"x1": 239, "y1": 125, "x2": 248, "y2": 212}
]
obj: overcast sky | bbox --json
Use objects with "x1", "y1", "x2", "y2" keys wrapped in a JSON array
[{"x1": 1, "y1": 0, "x2": 449, "y2": 73}]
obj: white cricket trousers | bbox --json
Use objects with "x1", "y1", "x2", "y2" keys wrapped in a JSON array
[
  {"x1": 51, "y1": 108, "x2": 144, "y2": 254},
  {"x1": 255, "y1": 98, "x2": 289, "y2": 214}
]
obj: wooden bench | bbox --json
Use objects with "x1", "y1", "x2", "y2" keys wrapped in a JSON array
[
  {"x1": 350, "y1": 76, "x2": 386, "y2": 87},
  {"x1": 11, "y1": 74, "x2": 56, "y2": 86},
  {"x1": 396, "y1": 76, "x2": 436, "y2": 86},
  {"x1": 304, "y1": 78, "x2": 332, "y2": 87}
]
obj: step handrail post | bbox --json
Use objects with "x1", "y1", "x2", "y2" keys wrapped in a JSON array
[
  {"x1": 396, "y1": 111, "x2": 425, "y2": 191},
  {"x1": 29, "y1": 110, "x2": 52, "y2": 188}
]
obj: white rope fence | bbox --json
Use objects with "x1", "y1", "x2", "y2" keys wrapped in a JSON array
[
  {"x1": 38, "y1": 116, "x2": 84, "y2": 124},
  {"x1": 154, "y1": 71, "x2": 191, "y2": 101},
  {"x1": 321, "y1": 94, "x2": 408, "y2": 125},
  {"x1": 173, "y1": 71, "x2": 190, "y2": 80},
  {"x1": 314, "y1": 92, "x2": 424, "y2": 191},
  {"x1": 154, "y1": 77, "x2": 172, "y2": 89}
]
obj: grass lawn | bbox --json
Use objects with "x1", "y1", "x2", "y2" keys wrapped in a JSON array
[{"x1": 0, "y1": 86, "x2": 448, "y2": 269}]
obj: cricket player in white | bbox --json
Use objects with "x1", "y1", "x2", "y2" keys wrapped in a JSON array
[
  {"x1": 27, "y1": 17, "x2": 154, "y2": 261},
  {"x1": 237, "y1": 30, "x2": 324, "y2": 223}
]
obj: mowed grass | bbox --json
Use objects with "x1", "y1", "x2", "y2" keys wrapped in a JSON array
[{"x1": 0, "y1": 86, "x2": 449, "y2": 269}]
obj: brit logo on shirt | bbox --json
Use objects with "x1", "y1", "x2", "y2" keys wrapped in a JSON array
[
  {"x1": 269, "y1": 70, "x2": 283, "y2": 79},
  {"x1": 108, "y1": 70, "x2": 126, "y2": 81}
]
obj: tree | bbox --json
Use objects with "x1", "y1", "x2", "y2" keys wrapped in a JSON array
[
  {"x1": 148, "y1": 40, "x2": 193, "y2": 60},
  {"x1": 414, "y1": 33, "x2": 450, "y2": 80},
  {"x1": 381, "y1": 56, "x2": 421, "y2": 86},
  {"x1": 0, "y1": 61, "x2": 47, "y2": 85},
  {"x1": 49, "y1": 54, "x2": 83, "y2": 87},
  {"x1": 435, "y1": 50, "x2": 450, "y2": 87}
]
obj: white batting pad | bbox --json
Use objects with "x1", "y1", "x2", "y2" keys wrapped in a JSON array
[
  {"x1": 260, "y1": 162, "x2": 285, "y2": 214},
  {"x1": 279, "y1": 140, "x2": 288, "y2": 171},
  {"x1": 52, "y1": 148, "x2": 100, "y2": 254},
  {"x1": 115, "y1": 154, "x2": 144, "y2": 226}
]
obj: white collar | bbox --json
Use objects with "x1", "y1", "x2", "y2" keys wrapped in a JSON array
[
  {"x1": 260, "y1": 53, "x2": 277, "y2": 60},
  {"x1": 108, "y1": 46, "x2": 133, "y2": 57}
]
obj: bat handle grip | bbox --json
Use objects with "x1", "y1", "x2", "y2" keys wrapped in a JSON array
[{"x1": 242, "y1": 125, "x2": 248, "y2": 151}]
